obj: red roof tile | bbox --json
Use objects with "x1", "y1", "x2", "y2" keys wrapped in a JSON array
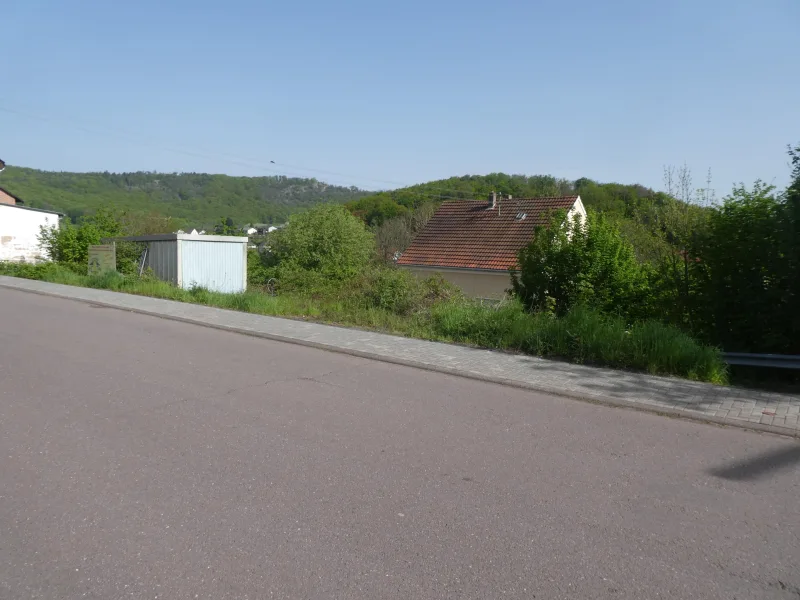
[{"x1": 397, "y1": 196, "x2": 580, "y2": 271}]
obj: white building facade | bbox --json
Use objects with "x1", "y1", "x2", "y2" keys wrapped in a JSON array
[{"x1": 0, "y1": 204, "x2": 61, "y2": 263}]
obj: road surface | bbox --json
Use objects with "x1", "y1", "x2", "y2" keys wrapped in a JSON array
[{"x1": 1, "y1": 287, "x2": 798, "y2": 599}]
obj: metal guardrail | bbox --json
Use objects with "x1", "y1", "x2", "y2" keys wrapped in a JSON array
[{"x1": 722, "y1": 353, "x2": 800, "y2": 370}]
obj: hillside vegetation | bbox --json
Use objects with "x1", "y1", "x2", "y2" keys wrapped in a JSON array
[
  {"x1": 0, "y1": 166, "x2": 370, "y2": 228},
  {"x1": 347, "y1": 173, "x2": 668, "y2": 226},
  {"x1": 4, "y1": 142, "x2": 799, "y2": 385},
  {"x1": 350, "y1": 172, "x2": 695, "y2": 268},
  {"x1": 4, "y1": 166, "x2": 677, "y2": 245}
]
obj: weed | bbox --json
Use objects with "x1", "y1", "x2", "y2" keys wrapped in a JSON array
[{"x1": 0, "y1": 261, "x2": 727, "y2": 383}]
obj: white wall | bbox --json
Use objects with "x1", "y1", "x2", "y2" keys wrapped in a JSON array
[
  {"x1": 567, "y1": 196, "x2": 587, "y2": 225},
  {"x1": 0, "y1": 205, "x2": 59, "y2": 262},
  {"x1": 179, "y1": 239, "x2": 248, "y2": 293}
]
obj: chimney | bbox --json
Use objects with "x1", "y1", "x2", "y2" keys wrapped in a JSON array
[{"x1": 489, "y1": 191, "x2": 497, "y2": 209}]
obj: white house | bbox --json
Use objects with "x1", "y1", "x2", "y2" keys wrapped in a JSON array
[{"x1": 0, "y1": 188, "x2": 61, "y2": 263}]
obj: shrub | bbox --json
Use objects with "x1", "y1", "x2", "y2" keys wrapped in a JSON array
[
  {"x1": 512, "y1": 210, "x2": 651, "y2": 321},
  {"x1": 38, "y1": 208, "x2": 145, "y2": 275},
  {"x1": 0, "y1": 261, "x2": 85, "y2": 285},
  {"x1": 419, "y1": 274, "x2": 463, "y2": 305},
  {"x1": 3, "y1": 254, "x2": 726, "y2": 383},
  {"x1": 271, "y1": 204, "x2": 375, "y2": 291},
  {"x1": 373, "y1": 203, "x2": 437, "y2": 262},
  {"x1": 247, "y1": 248, "x2": 277, "y2": 287},
  {"x1": 431, "y1": 301, "x2": 727, "y2": 383},
  {"x1": 698, "y1": 180, "x2": 799, "y2": 353},
  {"x1": 364, "y1": 267, "x2": 424, "y2": 315}
]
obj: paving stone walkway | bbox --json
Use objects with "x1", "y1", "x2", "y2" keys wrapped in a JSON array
[{"x1": 2, "y1": 276, "x2": 799, "y2": 438}]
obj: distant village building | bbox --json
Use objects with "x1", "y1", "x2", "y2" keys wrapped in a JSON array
[
  {"x1": 245, "y1": 224, "x2": 283, "y2": 235},
  {"x1": 0, "y1": 187, "x2": 62, "y2": 263}
]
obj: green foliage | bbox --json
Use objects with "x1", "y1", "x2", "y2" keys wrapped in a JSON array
[
  {"x1": 214, "y1": 217, "x2": 239, "y2": 235},
  {"x1": 430, "y1": 302, "x2": 726, "y2": 382},
  {"x1": 0, "y1": 261, "x2": 86, "y2": 285},
  {"x1": 37, "y1": 208, "x2": 144, "y2": 274},
  {"x1": 785, "y1": 143, "x2": 800, "y2": 347},
  {"x1": 699, "y1": 180, "x2": 798, "y2": 353},
  {"x1": 0, "y1": 166, "x2": 369, "y2": 228},
  {"x1": 247, "y1": 249, "x2": 277, "y2": 287},
  {"x1": 0, "y1": 261, "x2": 726, "y2": 383},
  {"x1": 270, "y1": 204, "x2": 375, "y2": 290},
  {"x1": 360, "y1": 267, "x2": 460, "y2": 315},
  {"x1": 373, "y1": 202, "x2": 437, "y2": 262},
  {"x1": 650, "y1": 201, "x2": 710, "y2": 331},
  {"x1": 38, "y1": 207, "x2": 121, "y2": 266},
  {"x1": 9, "y1": 144, "x2": 800, "y2": 375},
  {"x1": 363, "y1": 267, "x2": 424, "y2": 315},
  {"x1": 512, "y1": 211, "x2": 650, "y2": 320},
  {"x1": 348, "y1": 172, "x2": 667, "y2": 230},
  {"x1": 348, "y1": 173, "x2": 574, "y2": 227}
]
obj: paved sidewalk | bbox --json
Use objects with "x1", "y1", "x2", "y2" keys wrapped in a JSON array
[{"x1": 2, "y1": 275, "x2": 799, "y2": 437}]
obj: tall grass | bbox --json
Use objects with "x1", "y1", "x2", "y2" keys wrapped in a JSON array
[
  {"x1": 429, "y1": 301, "x2": 726, "y2": 383},
  {"x1": 0, "y1": 261, "x2": 727, "y2": 383}
]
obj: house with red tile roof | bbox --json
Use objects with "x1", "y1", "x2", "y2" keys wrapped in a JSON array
[{"x1": 397, "y1": 193, "x2": 586, "y2": 299}]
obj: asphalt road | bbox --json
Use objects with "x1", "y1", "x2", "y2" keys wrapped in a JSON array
[{"x1": 1, "y1": 288, "x2": 799, "y2": 600}]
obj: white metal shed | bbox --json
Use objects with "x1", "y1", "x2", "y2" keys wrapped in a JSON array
[{"x1": 116, "y1": 234, "x2": 248, "y2": 293}]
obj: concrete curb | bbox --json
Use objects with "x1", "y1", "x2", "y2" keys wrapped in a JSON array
[{"x1": 1, "y1": 278, "x2": 798, "y2": 439}]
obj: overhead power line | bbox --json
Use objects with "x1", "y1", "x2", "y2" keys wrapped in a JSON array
[{"x1": 0, "y1": 100, "x2": 570, "y2": 203}]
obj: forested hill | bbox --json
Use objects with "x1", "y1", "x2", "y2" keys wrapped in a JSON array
[
  {"x1": 346, "y1": 173, "x2": 670, "y2": 226},
  {"x1": 0, "y1": 166, "x2": 370, "y2": 227},
  {"x1": 3, "y1": 165, "x2": 674, "y2": 235}
]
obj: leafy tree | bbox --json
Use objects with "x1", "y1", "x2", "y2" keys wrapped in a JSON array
[
  {"x1": 374, "y1": 217, "x2": 414, "y2": 262},
  {"x1": 347, "y1": 173, "x2": 573, "y2": 227},
  {"x1": 697, "y1": 157, "x2": 799, "y2": 354},
  {"x1": 373, "y1": 202, "x2": 436, "y2": 262},
  {"x1": 512, "y1": 211, "x2": 650, "y2": 320},
  {"x1": 643, "y1": 165, "x2": 712, "y2": 333},
  {"x1": 39, "y1": 208, "x2": 124, "y2": 266},
  {"x1": 38, "y1": 208, "x2": 143, "y2": 274},
  {"x1": 700, "y1": 182, "x2": 785, "y2": 350},
  {"x1": 785, "y1": 143, "x2": 800, "y2": 347},
  {"x1": 270, "y1": 204, "x2": 375, "y2": 289},
  {"x1": 214, "y1": 217, "x2": 238, "y2": 235}
]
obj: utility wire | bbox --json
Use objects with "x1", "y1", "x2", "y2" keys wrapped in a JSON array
[{"x1": 0, "y1": 100, "x2": 559, "y2": 203}]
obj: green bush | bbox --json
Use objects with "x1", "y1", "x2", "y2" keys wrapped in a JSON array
[
  {"x1": 431, "y1": 301, "x2": 727, "y2": 383},
  {"x1": 419, "y1": 274, "x2": 463, "y2": 305},
  {"x1": 0, "y1": 261, "x2": 85, "y2": 285},
  {"x1": 2, "y1": 258, "x2": 726, "y2": 384},
  {"x1": 271, "y1": 204, "x2": 375, "y2": 291},
  {"x1": 512, "y1": 210, "x2": 651, "y2": 321},
  {"x1": 363, "y1": 267, "x2": 424, "y2": 315},
  {"x1": 37, "y1": 208, "x2": 144, "y2": 275},
  {"x1": 247, "y1": 248, "x2": 277, "y2": 287}
]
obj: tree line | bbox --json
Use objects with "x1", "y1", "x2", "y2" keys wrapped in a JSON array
[
  {"x1": 0, "y1": 167, "x2": 369, "y2": 228},
  {"x1": 511, "y1": 144, "x2": 800, "y2": 357}
]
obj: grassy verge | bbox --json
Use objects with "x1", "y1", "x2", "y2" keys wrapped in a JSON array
[{"x1": 0, "y1": 261, "x2": 728, "y2": 384}]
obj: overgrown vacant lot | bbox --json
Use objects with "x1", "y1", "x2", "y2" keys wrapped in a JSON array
[{"x1": 0, "y1": 261, "x2": 728, "y2": 384}]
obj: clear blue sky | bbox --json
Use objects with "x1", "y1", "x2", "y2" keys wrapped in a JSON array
[{"x1": 2, "y1": 0, "x2": 798, "y2": 194}]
